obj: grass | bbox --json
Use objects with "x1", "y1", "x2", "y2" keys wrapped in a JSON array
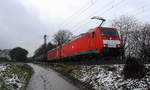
[
  {"x1": 101, "y1": 65, "x2": 117, "y2": 71},
  {"x1": 0, "y1": 61, "x2": 33, "y2": 90}
]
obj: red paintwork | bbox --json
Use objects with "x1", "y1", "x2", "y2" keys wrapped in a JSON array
[{"x1": 47, "y1": 27, "x2": 122, "y2": 60}]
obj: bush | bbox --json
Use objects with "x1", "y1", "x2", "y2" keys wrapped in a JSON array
[
  {"x1": 123, "y1": 58, "x2": 145, "y2": 79},
  {"x1": 9, "y1": 47, "x2": 28, "y2": 62}
]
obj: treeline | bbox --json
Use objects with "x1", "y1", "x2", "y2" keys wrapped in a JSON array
[
  {"x1": 112, "y1": 15, "x2": 150, "y2": 62},
  {"x1": 33, "y1": 30, "x2": 73, "y2": 58},
  {"x1": 112, "y1": 15, "x2": 150, "y2": 79},
  {"x1": 0, "y1": 47, "x2": 29, "y2": 62}
]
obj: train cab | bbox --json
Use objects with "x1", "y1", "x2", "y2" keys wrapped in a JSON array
[{"x1": 99, "y1": 27, "x2": 123, "y2": 56}]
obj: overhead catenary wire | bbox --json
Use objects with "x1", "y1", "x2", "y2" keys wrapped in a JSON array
[
  {"x1": 61, "y1": 1, "x2": 101, "y2": 29},
  {"x1": 59, "y1": 0, "x2": 99, "y2": 28},
  {"x1": 68, "y1": 0, "x2": 118, "y2": 32},
  {"x1": 121, "y1": 0, "x2": 150, "y2": 21},
  {"x1": 59, "y1": 1, "x2": 90, "y2": 27},
  {"x1": 108, "y1": 0, "x2": 149, "y2": 20},
  {"x1": 60, "y1": 0, "x2": 150, "y2": 35},
  {"x1": 73, "y1": 0, "x2": 150, "y2": 33},
  {"x1": 69, "y1": 0, "x2": 114, "y2": 27},
  {"x1": 104, "y1": 0, "x2": 150, "y2": 21},
  {"x1": 133, "y1": 7, "x2": 150, "y2": 17},
  {"x1": 72, "y1": 0, "x2": 126, "y2": 33}
]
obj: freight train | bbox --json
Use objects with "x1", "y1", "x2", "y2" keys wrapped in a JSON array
[{"x1": 47, "y1": 27, "x2": 123, "y2": 61}]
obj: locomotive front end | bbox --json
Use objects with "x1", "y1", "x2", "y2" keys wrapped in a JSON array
[{"x1": 100, "y1": 28, "x2": 123, "y2": 56}]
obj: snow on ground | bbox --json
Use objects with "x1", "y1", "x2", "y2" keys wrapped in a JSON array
[
  {"x1": 0, "y1": 64, "x2": 6, "y2": 76},
  {"x1": 0, "y1": 64, "x2": 6, "y2": 72},
  {"x1": 5, "y1": 74, "x2": 22, "y2": 89},
  {"x1": 72, "y1": 64, "x2": 150, "y2": 90},
  {"x1": 0, "y1": 64, "x2": 23, "y2": 90}
]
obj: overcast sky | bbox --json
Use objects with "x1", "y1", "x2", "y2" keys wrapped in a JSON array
[{"x1": 0, "y1": 0, "x2": 150, "y2": 56}]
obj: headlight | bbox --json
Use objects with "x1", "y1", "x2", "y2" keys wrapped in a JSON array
[
  {"x1": 104, "y1": 44, "x2": 108, "y2": 47},
  {"x1": 116, "y1": 44, "x2": 120, "y2": 47}
]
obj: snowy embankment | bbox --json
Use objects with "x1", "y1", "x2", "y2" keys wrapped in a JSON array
[
  {"x1": 0, "y1": 63, "x2": 33, "y2": 90},
  {"x1": 71, "y1": 64, "x2": 150, "y2": 90}
]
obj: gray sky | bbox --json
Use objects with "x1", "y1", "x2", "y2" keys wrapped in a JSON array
[{"x1": 0, "y1": 0, "x2": 150, "y2": 56}]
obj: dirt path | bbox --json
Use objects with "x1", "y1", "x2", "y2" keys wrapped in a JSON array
[{"x1": 27, "y1": 63, "x2": 79, "y2": 90}]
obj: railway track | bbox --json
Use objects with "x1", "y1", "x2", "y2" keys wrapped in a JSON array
[{"x1": 40, "y1": 55, "x2": 125, "y2": 65}]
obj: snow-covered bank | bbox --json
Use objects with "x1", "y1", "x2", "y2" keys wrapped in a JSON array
[
  {"x1": 72, "y1": 64, "x2": 150, "y2": 90},
  {"x1": 0, "y1": 63, "x2": 33, "y2": 90}
]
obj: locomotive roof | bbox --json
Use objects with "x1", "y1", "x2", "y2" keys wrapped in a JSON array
[{"x1": 89, "y1": 27, "x2": 117, "y2": 32}]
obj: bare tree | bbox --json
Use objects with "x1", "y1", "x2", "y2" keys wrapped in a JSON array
[
  {"x1": 132, "y1": 23, "x2": 150, "y2": 61},
  {"x1": 53, "y1": 30, "x2": 73, "y2": 46},
  {"x1": 111, "y1": 15, "x2": 138, "y2": 58},
  {"x1": 112, "y1": 15, "x2": 150, "y2": 79},
  {"x1": 33, "y1": 42, "x2": 56, "y2": 58}
]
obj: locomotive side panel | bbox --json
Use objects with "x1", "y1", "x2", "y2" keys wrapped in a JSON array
[
  {"x1": 62, "y1": 34, "x2": 90, "y2": 57},
  {"x1": 62, "y1": 43, "x2": 72, "y2": 56},
  {"x1": 73, "y1": 34, "x2": 90, "y2": 53},
  {"x1": 88, "y1": 28, "x2": 101, "y2": 52},
  {"x1": 47, "y1": 49, "x2": 57, "y2": 60},
  {"x1": 62, "y1": 32, "x2": 100, "y2": 57}
]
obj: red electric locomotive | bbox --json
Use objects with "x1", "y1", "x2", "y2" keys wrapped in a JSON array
[{"x1": 47, "y1": 17, "x2": 123, "y2": 61}]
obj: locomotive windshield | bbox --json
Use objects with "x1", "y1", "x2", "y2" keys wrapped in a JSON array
[{"x1": 101, "y1": 29, "x2": 119, "y2": 36}]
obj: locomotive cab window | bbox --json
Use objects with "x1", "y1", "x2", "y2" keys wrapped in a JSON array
[
  {"x1": 92, "y1": 32, "x2": 95, "y2": 38},
  {"x1": 101, "y1": 29, "x2": 119, "y2": 36}
]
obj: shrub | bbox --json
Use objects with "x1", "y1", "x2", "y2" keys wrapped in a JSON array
[{"x1": 123, "y1": 57, "x2": 145, "y2": 79}]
